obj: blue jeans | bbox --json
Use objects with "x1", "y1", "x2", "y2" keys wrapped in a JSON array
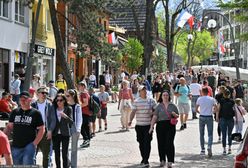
[
  {"x1": 191, "y1": 95, "x2": 200, "y2": 114},
  {"x1": 219, "y1": 118, "x2": 234, "y2": 148},
  {"x1": 199, "y1": 116, "x2": 213, "y2": 150},
  {"x1": 12, "y1": 142, "x2": 36, "y2": 165}
]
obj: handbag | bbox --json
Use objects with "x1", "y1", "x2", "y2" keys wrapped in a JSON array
[
  {"x1": 231, "y1": 133, "x2": 242, "y2": 142},
  {"x1": 163, "y1": 103, "x2": 178, "y2": 125}
]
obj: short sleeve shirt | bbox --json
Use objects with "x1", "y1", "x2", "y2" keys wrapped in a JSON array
[
  {"x1": 154, "y1": 103, "x2": 179, "y2": 121},
  {"x1": 9, "y1": 108, "x2": 44, "y2": 148},
  {"x1": 0, "y1": 130, "x2": 11, "y2": 155},
  {"x1": 98, "y1": 92, "x2": 109, "y2": 108},
  {"x1": 132, "y1": 97, "x2": 157, "y2": 126},
  {"x1": 175, "y1": 85, "x2": 191, "y2": 104},
  {"x1": 80, "y1": 92, "x2": 91, "y2": 116},
  {"x1": 196, "y1": 96, "x2": 216, "y2": 116}
]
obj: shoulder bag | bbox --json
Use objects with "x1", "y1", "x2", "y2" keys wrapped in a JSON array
[{"x1": 162, "y1": 103, "x2": 178, "y2": 125}]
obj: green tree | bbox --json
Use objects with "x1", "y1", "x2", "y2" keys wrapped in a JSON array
[
  {"x1": 157, "y1": 11, "x2": 166, "y2": 39},
  {"x1": 122, "y1": 38, "x2": 144, "y2": 73},
  {"x1": 176, "y1": 30, "x2": 214, "y2": 65},
  {"x1": 151, "y1": 46, "x2": 167, "y2": 73}
]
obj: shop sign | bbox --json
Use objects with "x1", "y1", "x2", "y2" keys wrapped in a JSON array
[{"x1": 35, "y1": 44, "x2": 55, "y2": 56}]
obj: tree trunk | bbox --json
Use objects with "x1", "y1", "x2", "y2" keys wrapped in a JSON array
[
  {"x1": 23, "y1": 0, "x2": 42, "y2": 91},
  {"x1": 141, "y1": 0, "x2": 155, "y2": 76},
  {"x1": 48, "y1": 0, "x2": 74, "y2": 89}
]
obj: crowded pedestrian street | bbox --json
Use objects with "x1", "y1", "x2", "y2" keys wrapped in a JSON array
[{"x1": 29, "y1": 101, "x2": 244, "y2": 168}]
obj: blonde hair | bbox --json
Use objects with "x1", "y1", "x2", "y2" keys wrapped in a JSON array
[{"x1": 235, "y1": 98, "x2": 243, "y2": 106}]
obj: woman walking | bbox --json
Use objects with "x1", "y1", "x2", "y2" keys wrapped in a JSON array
[
  {"x1": 118, "y1": 80, "x2": 134, "y2": 130},
  {"x1": 216, "y1": 89, "x2": 236, "y2": 155},
  {"x1": 66, "y1": 89, "x2": 82, "y2": 168},
  {"x1": 234, "y1": 98, "x2": 247, "y2": 134},
  {"x1": 149, "y1": 90, "x2": 179, "y2": 168},
  {"x1": 52, "y1": 94, "x2": 73, "y2": 168}
]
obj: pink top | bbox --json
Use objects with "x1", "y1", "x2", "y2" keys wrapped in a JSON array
[{"x1": 119, "y1": 88, "x2": 131, "y2": 100}]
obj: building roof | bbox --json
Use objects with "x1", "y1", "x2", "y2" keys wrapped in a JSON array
[{"x1": 108, "y1": 0, "x2": 146, "y2": 32}]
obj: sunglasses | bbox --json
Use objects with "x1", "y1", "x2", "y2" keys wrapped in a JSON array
[
  {"x1": 57, "y1": 99, "x2": 64, "y2": 102},
  {"x1": 65, "y1": 94, "x2": 71, "y2": 98},
  {"x1": 39, "y1": 92, "x2": 47, "y2": 95}
]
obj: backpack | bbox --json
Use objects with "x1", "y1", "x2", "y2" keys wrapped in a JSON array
[
  {"x1": 175, "y1": 84, "x2": 190, "y2": 93},
  {"x1": 89, "y1": 95, "x2": 100, "y2": 115}
]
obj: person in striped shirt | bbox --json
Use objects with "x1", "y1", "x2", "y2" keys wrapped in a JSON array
[{"x1": 129, "y1": 85, "x2": 157, "y2": 167}]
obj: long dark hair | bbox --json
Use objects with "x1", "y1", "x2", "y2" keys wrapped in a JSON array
[
  {"x1": 67, "y1": 89, "x2": 81, "y2": 105},
  {"x1": 53, "y1": 93, "x2": 68, "y2": 109},
  {"x1": 158, "y1": 90, "x2": 171, "y2": 103}
]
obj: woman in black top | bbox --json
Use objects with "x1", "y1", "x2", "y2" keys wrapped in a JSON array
[
  {"x1": 216, "y1": 89, "x2": 236, "y2": 155},
  {"x1": 152, "y1": 76, "x2": 161, "y2": 101},
  {"x1": 52, "y1": 94, "x2": 73, "y2": 168}
]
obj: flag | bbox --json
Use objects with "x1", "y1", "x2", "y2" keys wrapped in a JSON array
[
  {"x1": 108, "y1": 32, "x2": 117, "y2": 44},
  {"x1": 176, "y1": 10, "x2": 193, "y2": 28},
  {"x1": 187, "y1": 16, "x2": 194, "y2": 30},
  {"x1": 219, "y1": 32, "x2": 226, "y2": 54},
  {"x1": 220, "y1": 44, "x2": 226, "y2": 53}
]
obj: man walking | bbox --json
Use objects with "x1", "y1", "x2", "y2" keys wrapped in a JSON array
[
  {"x1": 190, "y1": 77, "x2": 202, "y2": 119},
  {"x1": 129, "y1": 85, "x2": 156, "y2": 167},
  {"x1": 4, "y1": 91, "x2": 45, "y2": 165},
  {"x1": 196, "y1": 87, "x2": 217, "y2": 157},
  {"x1": 174, "y1": 77, "x2": 192, "y2": 130},
  {"x1": 32, "y1": 86, "x2": 56, "y2": 168}
]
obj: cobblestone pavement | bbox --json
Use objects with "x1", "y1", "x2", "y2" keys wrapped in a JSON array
[{"x1": 33, "y1": 102, "x2": 248, "y2": 167}]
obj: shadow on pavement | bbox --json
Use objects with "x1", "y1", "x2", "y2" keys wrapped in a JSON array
[
  {"x1": 110, "y1": 114, "x2": 121, "y2": 117},
  {"x1": 175, "y1": 153, "x2": 234, "y2": 168},
  {"x1": 104, "y1": 130, "x2": 129, "y2": 134}
]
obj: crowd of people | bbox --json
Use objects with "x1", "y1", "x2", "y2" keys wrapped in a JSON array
[{"x1": 0, "y1": 68, "x2": 247, "y2": 168}]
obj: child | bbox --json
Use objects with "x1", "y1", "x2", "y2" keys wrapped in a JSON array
[
  {"x1": 234, "y1": 98, "x2": 247, "y2": 134},
  {"x1": 98, "y1": 85, "x2": 109, "y2": 131}
]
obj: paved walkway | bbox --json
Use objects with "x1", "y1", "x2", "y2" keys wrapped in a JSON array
[{"x1": 1, "y1": 102, "x2": 244, "y2": 167}]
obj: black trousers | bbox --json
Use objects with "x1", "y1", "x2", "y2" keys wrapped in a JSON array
[
  {"x1": 53, "y1": 134, "x2": 70, "y2": 168},
  {"x1": 135, "y1": 125, "x2": 152, "y2": 164},
  {"x1": 156, "y1": 120, "x2": 176, "y2": 163},
  {"x1": 81, "y1": 114, "x2": 91, "y2": 141}
]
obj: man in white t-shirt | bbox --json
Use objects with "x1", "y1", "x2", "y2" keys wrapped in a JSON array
[
  {"x1": 89, "y1": 72, "x2": 96, "y2": 88},
  {"x1": 196, "y1": 87, "x2": 217, "y2": 157},
  {"x1": 190, "y1": 77, "x2": 202, "y2": 119}
]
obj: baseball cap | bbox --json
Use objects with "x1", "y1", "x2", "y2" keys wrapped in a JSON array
[
  {"x1": 138, "y1": 85, "x2": 147, "y2": 92},
  {"x1": 20, "y1": 91, "x2": 31, "y2": 98},
  {"x1": 48, "y1": 80, "x2": 55, "y2": 84}
]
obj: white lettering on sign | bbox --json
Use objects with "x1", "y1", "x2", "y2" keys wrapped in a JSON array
[
  {"x1": 37, "y1": 46, "x2": 45, "y2": 54},
  {"x1": 45, "y1": 48, "x2": 53, "y2": 56}
]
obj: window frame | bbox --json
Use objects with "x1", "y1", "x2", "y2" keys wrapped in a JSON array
[
  {"x1": 15, "y1": 0, "x2": 25, "y2": 23},
  {"x1": 0, "y1": 0, "x2": 9, "y2": 18}
]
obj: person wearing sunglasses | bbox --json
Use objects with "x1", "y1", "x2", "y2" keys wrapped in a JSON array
[
  {"x1": 31, "y1": 86, "x2": 56, "y2": 168},
  {"x1": 66, "y1": 89, "x2": 82, "y2": 168},
  {"x1": 52, "y1": 94, "x2": 73, "y2": 168}
]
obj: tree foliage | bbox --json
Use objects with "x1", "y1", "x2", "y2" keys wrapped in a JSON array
[
  {"x1": 176, "y1": 30, "x2": 214, "y2": 65},
  {"x1": 151, "y1": 46, "x2": 167, "y2": 73},
  {"x1": 157, "y1": 11, "x2": 166, "y2": 39},
  {"x1": 122, "y1": 38, "x2": 144, "y2": 72}
]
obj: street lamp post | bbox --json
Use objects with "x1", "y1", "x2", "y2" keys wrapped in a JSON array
[
  {"x1": 187, "y1": 34, "x2": 193, "y2": 69},
  {"x1": 203, "y1": 11, "x2": 240, "y2": 79}
]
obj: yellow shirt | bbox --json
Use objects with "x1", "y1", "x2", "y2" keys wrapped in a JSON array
[{"x1": 56, "y1": 80, "x2": 67, "y2": 90}]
